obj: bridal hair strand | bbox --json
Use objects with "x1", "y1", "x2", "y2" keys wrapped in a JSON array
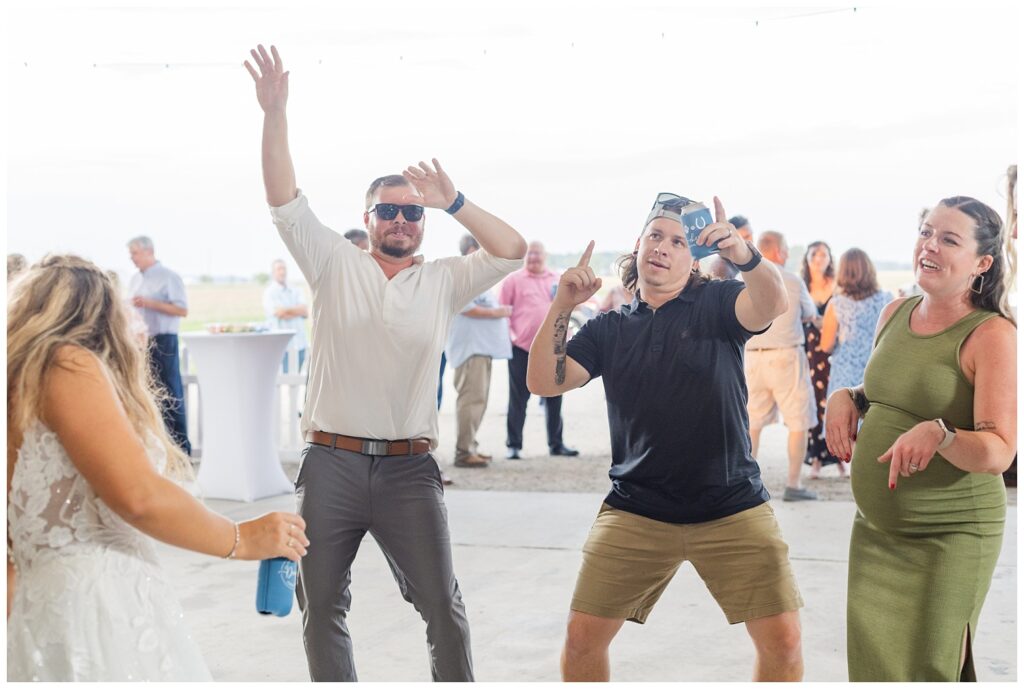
[{"x1": 7, "y1": 254, "x2": 191, "y2": 477}]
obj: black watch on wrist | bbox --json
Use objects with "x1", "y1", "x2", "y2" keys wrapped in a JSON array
[
  {"x1": 445, "y1": 191, "x2": 466, "y2": 215},
  {"x1": 847, "y1": 387, "x2": 869, "y2": 415},
  {"x1": 732, "y1": 241, "x2": 762, "y2": 272}
]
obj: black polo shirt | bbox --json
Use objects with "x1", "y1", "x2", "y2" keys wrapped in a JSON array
[{"x1": 566, "y1": 278, "x2": 770, "y2": 524}]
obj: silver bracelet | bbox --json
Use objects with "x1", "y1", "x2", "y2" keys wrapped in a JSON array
[{"x1": 223, "y1": 521, "x2": 240, "y2": 559}]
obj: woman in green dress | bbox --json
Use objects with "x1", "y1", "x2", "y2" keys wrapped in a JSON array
[{"x1": 825, "y1": 196, "x2": 1016, "y2": 681}]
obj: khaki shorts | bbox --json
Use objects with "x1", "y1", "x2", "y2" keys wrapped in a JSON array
[
  {"x1": 570, "y1": 502, "x2": 803, "y2": 625},
  {"x1": 744, "y1": 347, "x2": 817, "y2": 432}
]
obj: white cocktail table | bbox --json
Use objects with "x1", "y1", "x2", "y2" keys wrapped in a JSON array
[{"x1": 180, "y1": 331, "x2": 295, "y2": 501}]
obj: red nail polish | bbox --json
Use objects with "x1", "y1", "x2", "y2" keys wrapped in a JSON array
[{"x1": 889, "y1": 483, "x2": 895, "y2": 491}]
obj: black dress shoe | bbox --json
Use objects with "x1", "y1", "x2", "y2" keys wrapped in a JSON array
[
  {"x1": 550, "y1": 444, "x2": 579, "y2": 457},
  {"x1": 505, "y1": 447, "x2": 522, "y2": 460}
]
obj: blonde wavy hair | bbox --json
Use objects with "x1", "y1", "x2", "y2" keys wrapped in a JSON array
[{"x1": 7, "y1": 254, "x2": 191, "y2": 478}]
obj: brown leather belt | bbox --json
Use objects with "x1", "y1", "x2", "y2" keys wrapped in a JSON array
[{"x1": 306, "y1": 431, "x2": 430, "y2": 456}]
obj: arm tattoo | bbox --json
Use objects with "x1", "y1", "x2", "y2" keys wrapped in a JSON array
[
  {"x1": 974, "y1": 421, "x2": 997, "y2": 432},
  {"x1": 553, "y1": 312, "x2": 570, "y2": 385}
]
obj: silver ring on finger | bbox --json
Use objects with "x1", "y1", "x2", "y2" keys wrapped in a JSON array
[{"x1": 909, "y1": 463, "x2": 919, "y2": 473}]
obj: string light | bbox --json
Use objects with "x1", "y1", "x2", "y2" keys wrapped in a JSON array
[
  {"x1": 15, "y1": 7, "x2": 861, "y2": 71},
  {"x1": 755, "y1": 7, "x2": 856, "y2": 27}
]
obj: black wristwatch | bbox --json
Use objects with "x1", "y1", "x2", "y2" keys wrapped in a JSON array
[
  {"x1": 445, "y1": 191, "x2": 466, "y2": 215},
  {"x1": 847, "y1": 387, "x2": 869, "y2": 415},
  {"x1": 732, "y1": 241, "x2": 762, "y2": 272}
]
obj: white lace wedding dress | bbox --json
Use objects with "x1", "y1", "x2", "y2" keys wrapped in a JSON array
[{"x1": 7, "y1": 420, "x2": 212, "y2": 681}]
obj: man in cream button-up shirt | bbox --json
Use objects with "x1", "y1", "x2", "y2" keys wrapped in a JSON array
[
  {"x1": 272, "y1": 192, "x2": 522, "y2": 448},
  {"x1": 247, "y1": 44, "x2": 526, "y2": 683}
]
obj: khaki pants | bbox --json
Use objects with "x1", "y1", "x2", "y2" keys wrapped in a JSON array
[
  {"x1": 744, "y1": 347, "x2": 817, "y2": 432},
  {"x1": 453, "y1": 355, "x2": 493, "y2": 461}
]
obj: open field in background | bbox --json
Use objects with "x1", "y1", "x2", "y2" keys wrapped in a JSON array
[
  {"x1": 181, "y1": 270, "x2": 917, "y2": 331},
  {"x1": 181, "y1": 283, "x2": 306, "y2": 332}
]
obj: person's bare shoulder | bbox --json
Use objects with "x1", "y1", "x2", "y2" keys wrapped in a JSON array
[
  {"x1": 876, "y1": 295, "x2": 910, "y2": 331},
  {"x1": 965, "y1": 314, "x2": 1016, "y2": 351},
  {"x1": 959, "y1": 314, "x2": 1016, "y2": 390},
  {"x1": 43, "y1": 345, "x2": 115, "y2": 420},
  {"x1": 49, "y1": 344, "x2": 105, "y2": 379}
]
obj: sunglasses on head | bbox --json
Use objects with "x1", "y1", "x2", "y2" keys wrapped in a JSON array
[
  {"x1": 652, "y1": 192, "x2": 694, "y2": 211},
  {"x1": 369, "y1": 203, "x2": 425, "y2": 222}
]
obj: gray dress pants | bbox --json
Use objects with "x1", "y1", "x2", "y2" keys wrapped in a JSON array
[{"x1": 294, "y1": 444, "x2": 473, "y2": 682}]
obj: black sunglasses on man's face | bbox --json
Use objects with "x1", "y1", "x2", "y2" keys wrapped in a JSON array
[{"x1": 369, "y1": 203, "x2": 425, "y2": 222}]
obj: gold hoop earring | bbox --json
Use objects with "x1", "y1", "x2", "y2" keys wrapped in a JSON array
[{"x1": 970, "y1": 273, "x2": 985, "y2": 294}]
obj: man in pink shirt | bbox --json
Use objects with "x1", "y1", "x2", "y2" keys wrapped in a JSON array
[{"x1": 499, "y1": 241, "x2": 579, "y2": 459}]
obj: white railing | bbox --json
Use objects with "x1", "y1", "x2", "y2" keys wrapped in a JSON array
[
  {"x1": 273, "y1": 350, "x2": 307, "y2": 462},
  {"x1": 180, "y1": 345, "x2": 306, "y2": 462}
]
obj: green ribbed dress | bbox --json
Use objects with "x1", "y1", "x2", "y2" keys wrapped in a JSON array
[{"x1": 847, "y1": 297, "x2": 1007, "y2": 681}]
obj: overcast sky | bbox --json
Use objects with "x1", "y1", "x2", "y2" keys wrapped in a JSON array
[{"x1": 6, "y1": 1, "x2": 1018, "y2": 280}]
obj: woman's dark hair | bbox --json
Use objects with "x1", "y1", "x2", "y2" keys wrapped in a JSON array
[
  {"x1": 836, "y1": 248, "x2": 879, "y2": 301},
  {"x1": 800, "y1": 241, "x2": 835, "y2": 288},
  {"x1": 938, "y1": 196, "x2": 1015, "y2": 324}
]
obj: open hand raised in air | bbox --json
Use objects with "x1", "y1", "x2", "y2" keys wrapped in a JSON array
[
  {"x1": 401, "y1": 159, "x2": 458, "y2": 210},
  {"x1": 244, "y1": 44, "x2": 289, "y2": 113}
]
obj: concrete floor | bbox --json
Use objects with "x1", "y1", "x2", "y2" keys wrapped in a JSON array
[{"x1": 158, "y1": 491, "x2": 1017, "y2": 682}]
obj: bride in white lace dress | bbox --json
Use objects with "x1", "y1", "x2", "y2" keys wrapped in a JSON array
[{"x1": 7, "y1": 255, "x2": 310, "y2": 681}]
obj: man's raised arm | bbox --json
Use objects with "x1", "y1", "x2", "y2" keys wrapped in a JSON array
[
  {"x1": 707, "y1": 197, "x2": 786, "y2": 332},
  {"x1": 244, "y1": 44, "x2": 297, "y2": 207},
  {"x1": 527, "y1": 241, "x2": 600, "y2": 397},
  {"x1": 401, "y1": 160, "x2": 527, "y2": 261}
]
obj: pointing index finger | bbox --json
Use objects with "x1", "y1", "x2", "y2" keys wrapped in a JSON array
[
  {"x1": 578, "y1": 240, "x2": 595, "y2": 268},
  {"x1": 713, "y1": 196, "x2": 727, "y2": 225}
]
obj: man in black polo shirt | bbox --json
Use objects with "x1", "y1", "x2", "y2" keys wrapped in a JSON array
[{"x1": 527, "y1": 194, "x2": 805, "y2": 681}]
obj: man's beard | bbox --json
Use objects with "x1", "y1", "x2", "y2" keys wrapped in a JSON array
[
  {"x1": 378, "y1": 234, "x2": 421, "y2": 259},
  {"x1": 379, "y1": 243, "x2": 414, "y2": 259}
]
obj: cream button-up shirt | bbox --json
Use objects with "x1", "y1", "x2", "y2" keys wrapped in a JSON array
[{"x1": 271, "y1": 192, "x2": 522, "y2": 448}]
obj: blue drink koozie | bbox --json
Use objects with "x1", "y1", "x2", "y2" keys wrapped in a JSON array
[
  {"x1": 256, "y1": 557, "x2": 297, "y2": 617},
  {"x1": 681, "y1": 203, "x2": 720, "y2": 260}
]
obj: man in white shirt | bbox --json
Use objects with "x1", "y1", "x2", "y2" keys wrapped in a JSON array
[
  {"x1": 744, "y1": 231, "x2": 820, "y2": 501},
  {"x1": 245, "y1": 44, "x2": 526, "y2": 682},
  {"x1": 263, "y1": 259, "x2": 308, "y2": 372}
]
